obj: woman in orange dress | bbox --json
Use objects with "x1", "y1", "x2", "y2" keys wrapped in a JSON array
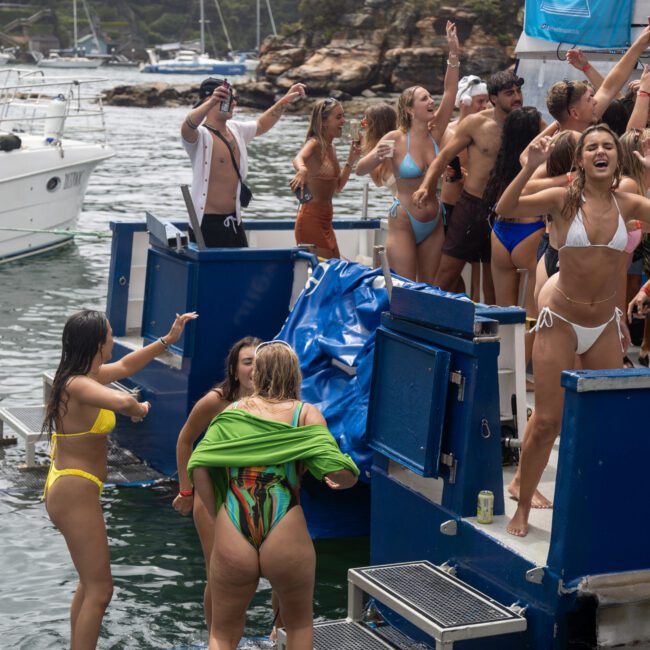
[{"x1": 290, "y1": 98, "x2": 361, "y2": 258}]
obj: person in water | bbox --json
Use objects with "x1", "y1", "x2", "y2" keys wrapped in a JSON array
[
  {"x1": 182, "y1": 77, "x2": 306, "y2": 247},
  {"x1": 173, "y1": 336, "x2": 260, "y2": 630},
  {"x1": 496, "y1": 125, "x2": 650, "y2": 537},
  {"x1": 290, "y1": 98, "x2": 362, "y2": 258},
  {"x1": 187, "y1": 340, "x2": 359, "y2": 649},
  {"x1": 42, "y1": 309, "x2": 196, "y2": 649}
]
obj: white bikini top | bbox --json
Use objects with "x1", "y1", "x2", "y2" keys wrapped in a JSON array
[{"x1": 561, "y1": 195, "x2": 627, "y2": 252}]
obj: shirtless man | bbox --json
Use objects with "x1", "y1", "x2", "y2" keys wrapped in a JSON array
[
  {"x1": 440, "y1": 75, "x2": 489, "y2": 296},
  {"x1": 413, "y1": 70, "x2": 532, "y2": 304},
  {"x1": 181, "y1": 78, "x2": 305, "y2": 247}
]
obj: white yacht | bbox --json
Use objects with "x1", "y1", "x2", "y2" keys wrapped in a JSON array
[{"x1": 0, "y1": 69, "x2": 113, "y2": 263}]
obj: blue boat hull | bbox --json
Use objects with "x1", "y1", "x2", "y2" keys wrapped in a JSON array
[{"x1": 141, "y1": 63, "x2": 246, "y2": 75}]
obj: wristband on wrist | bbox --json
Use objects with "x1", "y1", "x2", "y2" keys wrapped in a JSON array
[
  {"x1": 643, "y1": 284, "x2": 650, "y2": 297},
  {"x1": 579, "y1": 63, "x2": 592, "y2": 73},
  {"x1": 638, "y1": 90, "x2": 650, "y2": 98},
  {"x1": 566, "y1": 172, "x2": 573, "y2": 184},
  {"x1": 159, "y1": 336, "x2": 169, "y2": 349},
  {"x1": 179, "y1": 488, "x2": 194, "y2": 497},
  {"x1": 447, "y1": 58, "x2": 459, "y2": 68},
  {"x1": 632, "y1": 219, "x2": 642, "y2": 230}
]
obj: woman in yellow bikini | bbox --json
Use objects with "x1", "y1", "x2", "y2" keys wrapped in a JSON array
[{"x1": 42, "y1": 308, "x2": 196, "y2": 649}]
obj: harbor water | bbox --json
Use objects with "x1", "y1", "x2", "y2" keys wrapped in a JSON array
[{"x1": 0, "y1": 67, "x2": 386, "y2": 648}]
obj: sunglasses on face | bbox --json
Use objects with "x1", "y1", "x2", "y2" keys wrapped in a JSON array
[{"x1": 254, "y1": 340, "x2": 293, "y2": 356}]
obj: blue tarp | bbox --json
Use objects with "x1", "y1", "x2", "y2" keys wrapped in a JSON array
[
  {"x1": 276, "y1": 259, "x2": 466, "y2": 481},
  {"x1": 524, "y1": 0, "x2": 633, "y2": 48}
]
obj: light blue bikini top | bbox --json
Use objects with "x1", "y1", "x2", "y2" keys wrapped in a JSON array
[{"x1": 397, "y1": 131, "x2": 439, "y2": 180}]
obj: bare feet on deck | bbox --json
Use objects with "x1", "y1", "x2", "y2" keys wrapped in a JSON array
[
  {"x1": 507, "y1": 505, "x2": 529, "y2": 537},
  {"x1": 507, "y1": 479, "x2": 553, "y2": 509}
]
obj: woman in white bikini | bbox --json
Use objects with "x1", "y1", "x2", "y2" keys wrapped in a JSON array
[{"x1": 496, "y1": 124, "x2": 650, "y2": 537}]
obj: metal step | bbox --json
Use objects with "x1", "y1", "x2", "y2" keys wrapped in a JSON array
[
  {"x1": 277, "y1": 619, "x2": 425, "y2": 650},
  {"x1": 348, "y1": 561, "x2": 526, "y2": 645},
  {"x1": 0, "y1": 405, "x2": 164, "y2": 488}
]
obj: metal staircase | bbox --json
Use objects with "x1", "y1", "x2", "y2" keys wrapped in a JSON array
[{"x1": 278, "y1": 561, "x2": 527, "y2": 650}]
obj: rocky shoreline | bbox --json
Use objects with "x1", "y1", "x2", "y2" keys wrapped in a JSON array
[{"x1": 102, "y1": 2, "x2": 520, "y2": 112}]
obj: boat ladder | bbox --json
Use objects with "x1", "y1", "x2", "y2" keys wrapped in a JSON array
[
  {"x1": 0, "y1": 371, "x2": 139, "y2": 468},
  {"x1": 278, "y1": 560, "x2": 527, "y2": 649}
]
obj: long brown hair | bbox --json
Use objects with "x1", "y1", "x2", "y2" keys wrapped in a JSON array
[
  {"x1": 546, "y1": 131, "x2": 577, "y2": 177},
  {"x1": 213, "y1": 336, "x2": 262, "y2": 402},
  {"x1": 563, "y1": 124, "x2": 623, "y2": 221},
  {"x1": 253, "y1": 342, "x2": 301, "y2": 401},
  {"x1": 362, "y1": 103, "x2": 397, "y2": 153},
  {"x1": 42, "y1": 310, "x2": 109, "y2": 439},
  {"x1": 306, "y1": 98, "x2": 341, "y2": 155}
]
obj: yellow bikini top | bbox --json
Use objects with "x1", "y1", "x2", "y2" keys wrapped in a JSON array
[{"x1": 54, "y1": 408, "x2": 116, "y2": 439}]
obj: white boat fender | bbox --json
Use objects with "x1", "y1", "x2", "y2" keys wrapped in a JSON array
[{"x1": 43, "y1": 94, "x2": 67, "y2": 141}]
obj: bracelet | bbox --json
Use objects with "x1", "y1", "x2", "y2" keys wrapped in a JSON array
[
  {"x1": 179, "y1": 488, "x2": 194, "y2": 497},
  {"x1": 632, "y1": 219, "x2": 642, "y2": 230},
  {"x1": 185, "y1": 116, "x2": 198, "y2": 130},
  {"x1": 566, "y1": 172, "x2": 573, "y2": 184},
  {"x1": 447, "y1": 59, "x2": 459, "y2": 68},
  {"x1": 159, "y1": 336, "x2": 169, "y2": 349},
  {"x1": 638, "y1": 90, "x2": 650, "y2": 98},
  {"x1": 643, "y1": 284, "x2": 650, "y2": 298},
  {"x1": 579, "y1": 63, "x2": 592, "y2": 73}
]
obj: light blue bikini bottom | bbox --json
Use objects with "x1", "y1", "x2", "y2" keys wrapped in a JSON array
[{"x1": 389, "y1": 198, "x2": 444, "y2": 245}]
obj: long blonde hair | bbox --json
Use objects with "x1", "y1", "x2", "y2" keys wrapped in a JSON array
[
  {"x1": 253, "y1": 343, "x2": 302, "y2": 401},
  {"x1": 619, "y1": 129, "x2": 648, "y2": 196},
  {"x1": 397, "y1": 86, "x2": 423, "y2": 131},
  {"x1": 306, "y1": 98, "x2": 341, "y2": 155},
  {"x1": 563, "y1": 124, "x2": 623, "y2": 221}
]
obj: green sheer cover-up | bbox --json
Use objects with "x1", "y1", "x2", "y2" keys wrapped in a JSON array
[{"x1": 187, "y1": 409, "x2": 360, "y2": 512}]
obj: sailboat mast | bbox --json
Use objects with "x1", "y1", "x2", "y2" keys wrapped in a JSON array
[
  {"x1": 256, "y1": 0, "x2": 260, "y2": 51},
  {"x1": 200, "y1": 0, "x2": 206, "y2": 54},
  {"x1": 73, "y1": 0, "x2": 78, "y2": 53}
]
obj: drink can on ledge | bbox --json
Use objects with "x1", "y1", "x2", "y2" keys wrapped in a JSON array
[{"x1": 477, "y1": 490, "x2": 494, "y2": 524}]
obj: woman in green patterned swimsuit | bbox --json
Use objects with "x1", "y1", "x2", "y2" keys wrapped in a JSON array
[{"x1": 188, "y1": 341, "x2": 359, "y2": 650}]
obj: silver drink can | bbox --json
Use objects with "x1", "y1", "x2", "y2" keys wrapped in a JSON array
[{"x1": 477, "y1": 490, "x2": 494, "y2": 524}]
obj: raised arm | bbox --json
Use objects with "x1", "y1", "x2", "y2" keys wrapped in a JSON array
[
  {"x1": 97, "y1": 312, "x2": 198, "y2": 385},
  {"x1": 627, "y1": 64, "x2": 650, "y2": 131},
  {"x1": 496, "y1": 137, "x2": 565, "y2": 218},
  {"x1": 430, "y1": 21, "x2": 460, "y2": 144},
  {"x1": 413, "y1": 118, "x2": 474, "y2": 206},
  {"x1": 566, "y1": 49, "x2": 605, "y2": 91},
  {"x1": 181, "y1": 85, "x2": 229, "y2": 143},
  {"x1": 336, "y1": 142, "x2": 362, "y2": 192},
  {"x1": 173, "y1": 390, "x2": 228, "y2": 515},
  {"x1": 520, "y1": 120, "x2": 559, "y2": 167},
  {"x1": 594, "y1": 26, "x2": 650, "y2": 121},
  {"x1": 256, "y1": 84, "x2": 306, "y2": 136}
]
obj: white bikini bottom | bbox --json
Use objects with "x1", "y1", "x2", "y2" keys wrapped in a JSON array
[{"x1": 534, "y1": 306, "x2": 624, "y2": 355}]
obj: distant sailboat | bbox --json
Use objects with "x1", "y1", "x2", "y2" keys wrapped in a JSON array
[
  {"x1": 38, "y1": 0, "x2": 102, "y2": 69},
  {"x1": 141, "y1": 0, "x2": 245, "y2": 75}
]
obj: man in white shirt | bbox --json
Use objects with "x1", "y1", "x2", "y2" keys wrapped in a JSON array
[{"x1": 182, "y1": 78, "x2": 305, "y2": 246}]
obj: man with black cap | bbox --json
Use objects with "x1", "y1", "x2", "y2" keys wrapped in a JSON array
[
  {"x1": 181, "y1": 78, "x2": 306, "y2": 247},
  {"x1": 413, "y1": 70, "x2": 532, "y2": 303}
]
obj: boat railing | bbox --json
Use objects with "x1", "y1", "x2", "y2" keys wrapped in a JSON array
[{"x1": 0, "y1": 68, "x2": 108, "y2": 144}]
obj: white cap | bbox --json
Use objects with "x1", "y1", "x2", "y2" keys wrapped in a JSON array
[{"x1": 455, "y1": 75, "x2": 488, "y2": 108}]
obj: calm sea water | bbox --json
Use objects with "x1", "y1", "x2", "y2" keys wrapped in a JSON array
[{"x1": 0, "y1": 65, "x2": 384, "y2": 648}]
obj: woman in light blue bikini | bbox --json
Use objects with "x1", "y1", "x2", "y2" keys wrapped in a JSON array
[
  {"x1": 356, "y1": 21, "x2": 459, "y2": 282},
  {"x1": 496, "y1": 124, "x2": 650, "y2": 537}
]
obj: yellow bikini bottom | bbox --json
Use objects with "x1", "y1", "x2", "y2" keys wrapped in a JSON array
[{"x1": 42, "y1": 463, "x2": 104, "y2": 499}]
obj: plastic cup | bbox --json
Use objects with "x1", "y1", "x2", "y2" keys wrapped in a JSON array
[{"x1": 382, "y1": 140, "x2": 395, "y2": 158}]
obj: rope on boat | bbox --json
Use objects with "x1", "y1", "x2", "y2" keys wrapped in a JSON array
[{"x1": 0, "y1": 226, "x2": 111, "y2": 238}]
